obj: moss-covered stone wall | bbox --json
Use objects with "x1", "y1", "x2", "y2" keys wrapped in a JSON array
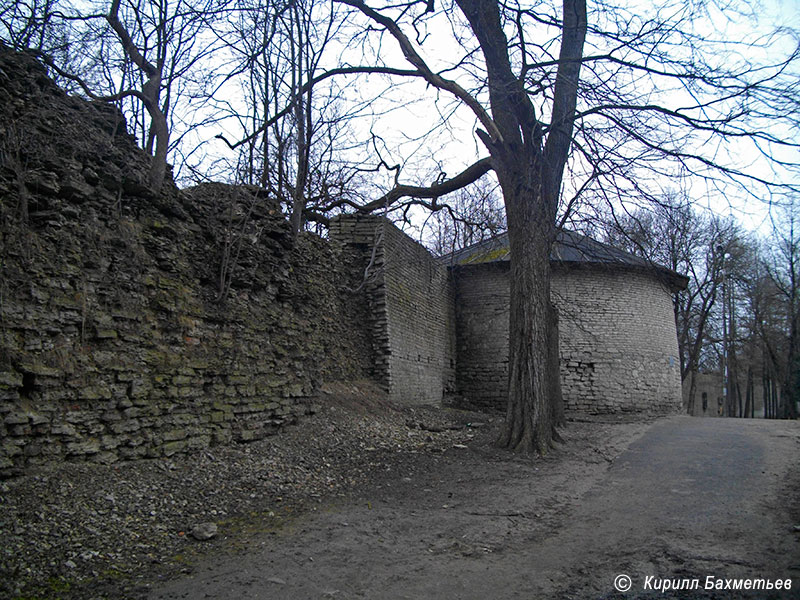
[{"x1": 0, "y1": 47, "x2": 371, "y2": 476}]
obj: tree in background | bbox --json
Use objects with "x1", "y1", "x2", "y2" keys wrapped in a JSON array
[
  {"x1": 602, "y1": 195, "x2": 746, "y2": 414},
  {"x1": 423, "y1": 177, "x2": 506, "y2": 257},
  {"x1": 605, "y1": 194, "x2": 800, "y2": 420},
  {"x1": 315, "y1": 0, "x2": 797, "y2": 450},
  {"x1": 1, "y1": 0, "x2": 221, "y2": 190},
  {"x1": 211, "y1": 0, "x2": 364, "y2": 234},
  {"x1": 2, "y1": 0, "x2": 798, "y2": 445},
  {"x1": 747, "y1": 247, "x2": 791, "y2": 418},
  {"x1": 758, "y1": 201, "x2": 800, "y2": 418}
]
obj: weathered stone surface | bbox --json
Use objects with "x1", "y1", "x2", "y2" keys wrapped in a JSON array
[
  {"x1": 4, "y1": 412, "x2": 30, "y2": 425},
  {"x1": 190, "y1": 522, "x2": 218, "y2": 541},
  {"x1": 333, "y1": 214, "x2": 683, "y2": 417},
  {"x1": 451, "y1": 261, "x2": 682, "y2": 415},
  {"x1": 66, "y1": 439, "x2": 101, "y2": 456},
  {"x1": 329, "y1": 216, "x2": 456, "y2": 406},
  {"x1": 0, "y1": 372, "x2": 23, "y2": 387},
  {"x1": 0, "y1": 45, "x2": 371, "y2": 477},
  {"x1": 0, "y1": 42, "x2": 683, "y2": 482}
]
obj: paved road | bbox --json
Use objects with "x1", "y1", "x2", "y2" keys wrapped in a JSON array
[
  {"x1": 150, "y1": 417, "x2": 800, "y2": 599},
  {"x1": 537, "y1": 417, "x2": 800, "y2": 598}
]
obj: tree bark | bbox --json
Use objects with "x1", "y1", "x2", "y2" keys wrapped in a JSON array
[
  {"x1": 106, "y1": 0, "x2": 169, "y2": 192},
  {"x1": 289, "y1": 3, "x2": 309, "y2": 236},
  {"x1": 342, "y1": 0, "x2": 584, "y2": 453},
  {"x1": 496, "y1": 166, "x2": 560, "y2": 452},
  {"x1": 455, "y1": 0, "x2": 584, "y2": 452}
]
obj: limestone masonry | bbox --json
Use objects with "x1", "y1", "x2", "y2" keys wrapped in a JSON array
[
  {"x1": 332, "y1": 217, "x2": 687, "y2": 415},
  {"x1": 0, "y1": 47, "x2": 371, "y2": 476},
  {"x1": 0, "y1": 46, "x2": 687, "y2": 476}
]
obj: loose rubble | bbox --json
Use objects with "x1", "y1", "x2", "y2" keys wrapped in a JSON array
[{"x1": 0, "y1": 382, "x2": 492, "y2": 599}]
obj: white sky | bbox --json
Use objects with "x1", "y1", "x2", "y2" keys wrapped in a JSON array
[{"x1": 178, "y1": 0, "x2": 799, "y2": 239}]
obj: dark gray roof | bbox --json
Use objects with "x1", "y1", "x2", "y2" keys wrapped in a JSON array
[{"x1": 442, "y1": 230, "x2": 689, "y2": 291}]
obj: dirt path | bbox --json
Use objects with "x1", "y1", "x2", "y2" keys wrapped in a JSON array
[{"x1": 149, "y1": 416, "x2": 800, "y2": 599}]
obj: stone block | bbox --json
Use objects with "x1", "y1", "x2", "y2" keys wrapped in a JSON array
[
  {"x1": 162, "y1": 440, "x2": 187, "y2": 456},
  {"x1": 66, "y1": 439, "x2": 100, "y2": 455},
  {"x1": 122, "y1": 407, "x2": 141, "y2": 419},
  {"x1": 23, "y1": 444, "x2": 42, "y2": 457},
  {"x1": 162, "y1": 428, "x2": 187, "y2": 441},
  {"x1": 109, "y1": 420, "x2": 141, "y2": 434},
  {"x1": 101, "y1": 410, "x2": 122, "y2": 422},
  {"x1": 0, "y1": 388, "x2": 20, "y2": 401},
  {"x1": 93, "y1": 328, "x2": 118, "y2": 340},
  {"x1": 186, "y1": 435, "x2": 210, "y2": 450},
  {"x1": 19, "y1": 363, "x2": 61, "y2": 378},
  {"x1": 29, "y1": 413, "x2": 49, "y2": 426},
  {"x1": 177, "y1": 386, "x2": 203, "y2": 398},
  {"x1": 79, "y1": 384, "x2": 113, "y2": 400},
  {"x1": 212, "y1": 429, "x2": 232, "y2": 444},
  {"x1": 4, "y1": 412, "x2": 30, "y2": 425},
  {"x1": 101, "y1": 435, "x2": 120, "y2": 449},
  {"x1": 51, "y1": 423, "x2": 77, "y2": 436},
  {"x1": 0, "y1": 371, "x2": 22, "y2": 387},
  {"x1": 3, "y1": 440, "x2": 24, "y2": 457}
]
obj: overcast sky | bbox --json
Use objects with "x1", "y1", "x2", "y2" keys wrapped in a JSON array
[{"x1": 184, "y1": 0, "x2": 799, "y2": 238}]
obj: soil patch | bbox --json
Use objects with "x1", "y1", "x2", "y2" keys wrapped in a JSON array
[{"x1": 0, "y1": 382, "x2": 654, "y2": 599}]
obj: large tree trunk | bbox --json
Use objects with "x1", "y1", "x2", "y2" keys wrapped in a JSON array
[
  {"x1": 495, "y1": 162, "x2": 562, "y2": 453},
  {"x1": 454, "y1": 0, "x2": 583, "y2": 453}
]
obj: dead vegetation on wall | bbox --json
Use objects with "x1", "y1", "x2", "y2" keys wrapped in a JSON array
[{"x1": 0, "y1": 45, "x2": 371, "y2": 476}]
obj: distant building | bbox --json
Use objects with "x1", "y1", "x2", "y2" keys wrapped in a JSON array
[{"x1": 684, "y1": 370, "x2": 775, "y2": 419}]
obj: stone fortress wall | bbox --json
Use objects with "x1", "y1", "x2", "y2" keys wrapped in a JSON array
[
  {"x1": 0, "y1": 181, "x2": 373, "y2": 476},
  {"x1": 445, "y1": 258, "x2": 683, "y2": 414},
  {"x1": 0, "y1": 46, "x2": 683, "y2": 477},
  {"x1": 333, "y1": 215, "x2": 684, "y2": 416},
  {"x1": 0, "y1": 47, "x2": 372, "y2": 476},
  {"x1": 329, "y1": 216, "x2": 456, "y2": 405},
  {"x1": 450, "y1": 263, "x2": 511, "y2": 412},
  {"x1": 553, "y1": 266, "x2": 683, "y2": 415}
]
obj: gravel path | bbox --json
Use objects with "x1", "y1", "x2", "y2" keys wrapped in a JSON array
[
  {"x1": 1, "y1": 381, "x2": 665, "y2": 600},
  {"x1": 148, "y1": 416, "x2": 800, "y2": 600},
  {"x1": 0, "y1": 382, "x2": 499, "y2": 599}
]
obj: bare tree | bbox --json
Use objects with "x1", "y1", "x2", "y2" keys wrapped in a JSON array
[
  {"x1": 299, "y1": 0, "x2": 585, "y2": 452},
  {"x1": 602, "y1": 196, "x2": 747, "y2": 415},
  {"x1": 2, "y1": 0, "x2": 221, "y2": 191},
  {"x1": 305, "y1": 0, "x2": 798, "y2": 451},
  {"x1": 9, "y1": 0, "x2": 797, "y2": 448},
  {"x1": 0, "y1": 0, "x2": 63, "y2": 51},
  {"x1": 760, "y1": 200, "x2": 800, "y2": 418},
  {"x1": 423, "y1": 177, "x2": 506, "y2": 257},
  {"x1": 211, "y1": 0, "x2": 364, "y2": 233},
  {"x1": 747, "y1": 252, "x2": 790, "y2": 418},
  {"x1": 103, "y1": 0, "x2": 171, "y2": 189}
]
